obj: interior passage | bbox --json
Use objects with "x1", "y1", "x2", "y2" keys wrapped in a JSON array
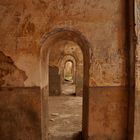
[
  {"x1": 61, "y1": 83, "x2": 76, "y2": 95},
  {"x1": 48, "y1": 96, "x2": 82, "y2": 140}
]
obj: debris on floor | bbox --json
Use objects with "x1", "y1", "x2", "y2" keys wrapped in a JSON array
[{"x1": 48, "y1": 96, "x2": 82, "y2": 140}]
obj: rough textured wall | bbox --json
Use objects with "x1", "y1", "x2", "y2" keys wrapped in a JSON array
[
  {"x1": 134, "y1": 0, "x2": 140, "y2": 139},
  {"x1": 88, "y1": 86, "x2": 129, "y2": 140},
  {"x1": 0, "y1": 0, "x2": 130, "y2": 140},
  {"x1": 0, "y1": 0, "x2": 127, "y2": 87},
  {"x1": 0, "y1": 87, "x2": 41, "y2": 140},
  {"x1": 0, "y1": 51, "x2": 27, "y2": 86}
]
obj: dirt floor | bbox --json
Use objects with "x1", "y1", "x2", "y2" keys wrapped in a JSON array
[
  {"x1": 61, "y1": 83, "x2": 76, "y2": 95},
  {"x1": 48, "y1": 96, "x2": 82, "y2": 140}
]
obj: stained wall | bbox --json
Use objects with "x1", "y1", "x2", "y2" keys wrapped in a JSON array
[
  {"x1": 0, "y1": 0, "x2": 130, "y2": 140},
  {"x1": 0, "y1": 0, "x2": 127, "y2": 87}
]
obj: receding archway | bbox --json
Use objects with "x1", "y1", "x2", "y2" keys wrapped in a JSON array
[
  {"x1": 64, "y1": 60, "x2": 74, "y2": 83},
  {"x1": 40, "y1": 28, "x2": 91, "y2": 140},
  {"x1": 59, "y1": 53, "x2": 83, "y2": 96},
  {"x1": 62, "y1": 59, "x2": 76, "y2": 96}
]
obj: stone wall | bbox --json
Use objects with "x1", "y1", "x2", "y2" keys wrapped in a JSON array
[
  {"x1": 88, "y1": 86, "x2": 129, "y2": 140},
  {"x1": 49, "y1": 66, "x2": 61, "y2": 96},
  {"x1": 0, "y1": 51, "x2": 27, "y2": 87},
  {"x1": 134, "y1": 0, "x2": 140, "y2": 139},
  {"x1": 0, "y1": 0, "x2": 131, "y2": 140},
  {"x1": 0, "y1": 0, "x2": 127, "y2": 87},
  {"x1": 0, "y1": 87, "x2": 41, "y2": 140}
]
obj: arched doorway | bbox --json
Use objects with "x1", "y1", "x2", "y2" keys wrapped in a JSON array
[
  {"x1": 59, "y1": 54, "x2": 83, "y2": 96},
  {"x1": 40, "y1": 28, "x2": 91, "y2": 140},
  {"x1": 62, "y1": 59, "x2": 76, "y2": 95},
  {"x1": 64, "y1": 60, "x2": 74, "y2": 83}
]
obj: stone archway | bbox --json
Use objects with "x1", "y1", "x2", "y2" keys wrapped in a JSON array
[
  {"x1": 59, "y1": 55, "x2": 77, "y2": 96},
  {"x1": 40, "y1": 28, "x2": 91, "y2": 140},
  {"x1": 59, "y1": 54, "x2": 83, "y2": 96},
  {"x1": 59, "y1": 55, "x2": 77, "y2": 84},
  {"x1": 63, "y1": 60, "x2": 75, "y2": 83}
]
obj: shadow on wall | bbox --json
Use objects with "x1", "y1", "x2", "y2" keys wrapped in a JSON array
[{"x1": 49, "y1": 66, "x2": 61, "y2": 96}]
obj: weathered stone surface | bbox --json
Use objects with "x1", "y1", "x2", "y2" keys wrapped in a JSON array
[
  {"x1": 0, "y1": 0, "x2": 127, "y2": 87},
  {"x1": 49, "y1": 66, "x2": 61, "y2": 96},
  {"x1": 134, "y1": 0, "x2": 140, "y2": 139},
  {"x1": 88, "y1": 86, "x2": 129, "y2": 140},
  {"x1": 0, "y1": 51, "x2": 27, "y2": 86},
  {"x1": 0, "y1": 0, "x2": 133, "y2": 140},
  {"x1": 0, "y1": 87, "x2": 41, "y2": 140}
]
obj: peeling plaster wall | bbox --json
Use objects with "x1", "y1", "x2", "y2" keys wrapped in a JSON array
[
  {"x1": 0, "y1": 87, "x2": 41, "y2": 140},
  {"x1": 0, "y1": 51, "x2": 27, "y2": 86},
  {"x1": 0, "y1": 0, "x2": 127, "y2": 87},
  {"x1": 0, "y1": 0, "x2": 131, "y2": 139}
]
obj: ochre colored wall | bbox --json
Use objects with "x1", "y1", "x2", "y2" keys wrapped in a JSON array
[
  {"x1": 88, "y1": 86, "x2": 128, "y2": 140},
  {"x1": 134, "y1": 0, "x2": 140, "y2": 139},
  {"x1": 0, "y1": 87, "x2": 41, "y2": 140},
  {"x1": 0, "y1": 0, "x2": 127, "y2": 87},
  {"x1": 0, "y1": 0, "x2": 130, "y2": 140},
  {"x1": 49, "y1": 66, "x2": 61, "y2": 96}
]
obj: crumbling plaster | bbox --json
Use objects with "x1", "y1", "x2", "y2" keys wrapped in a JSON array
[{"x1": 0, "y1": 0, "x2": 127, "y2": 87}]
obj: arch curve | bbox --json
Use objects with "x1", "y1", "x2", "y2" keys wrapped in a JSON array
[
  {"x1": 40, "y1": 28, "x2": 90, "y2": 140},
  {"x1": 40, "y1": 28, "x2": 91, "y2": 87}
]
